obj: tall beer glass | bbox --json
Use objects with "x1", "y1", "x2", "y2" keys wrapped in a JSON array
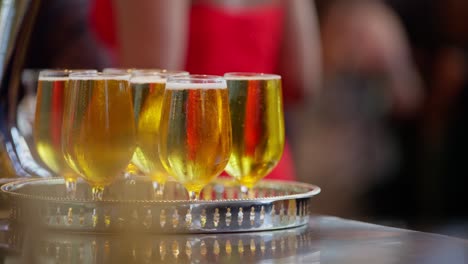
[
  {"x1": 130, "y1": 70, "x2": 188, "y2": 198},
  {"x1": 62, "y1": 72, "x2": 136, "y2": 200},
  {"x1": 102, "y1": 68, "x2": 164, "y2": 181},
  {"x1": 159, "y1": 75, "x2": 232, "y2": 201},
  {"x1": 33, "y1": 69, "x2": 97, "y2": 197},
  {"x1": 224, "y1": 73, "x2": 285, "y2": 195}
]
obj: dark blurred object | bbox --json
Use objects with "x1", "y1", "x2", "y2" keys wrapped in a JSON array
[
  {"x1": 308, "y1": 0, "x2": 422, "y2": 221},
  {"x1": 364, "y1": 0, "x2": 468, "y2": 236},
  {"x1": 25, "y1": 0, "x2": 111, "y2": 69},
  {"x1": 316, "y1": 0, "x2": 468, "y2": 230},
  {"x1": 0, "y1": 0, "x2": 40, "y2": 178}
]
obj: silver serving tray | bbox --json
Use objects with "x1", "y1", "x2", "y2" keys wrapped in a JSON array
[{"x1": 1, "y1": 177, "x2": 320, "y2": 233}]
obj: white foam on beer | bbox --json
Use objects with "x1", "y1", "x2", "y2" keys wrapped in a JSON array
[
  {"x1": 69, "y1": 75, "x2": 130, "y2": 81},
  {"x1": 165, "y1": 82, "x2": 227, "y2": 90},
  {"x1": 131, "y1": 76, "x2": 166, "y2": 84},
  {"x1": 224, "y1": 74, "x2": 281, "y2": 80},
  {"x1": 38, "y1": 76, "x2": 68, "y2": 81}
]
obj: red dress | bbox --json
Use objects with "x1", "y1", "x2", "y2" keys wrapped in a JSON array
[{"x1": 89, "y1": 1, "x2": 296, "y2": 181}]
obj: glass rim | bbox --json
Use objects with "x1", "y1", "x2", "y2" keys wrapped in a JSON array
[
  {"x1": 131, "y1": 70, "x2": 189, "y2": 84},
  {"x1": 69, "y1": 72, "x2": 131, "y2": 80},
  {"x1": 132, "y1": 69, "x2": 189, "y2": 75},
  {"x1": 102, "y1": 68, "x2": 136, "y2": 74},
  {"x1": 129, "y1": 68, "x2": 163, "y2": 74},
  {"x1": 167, "y1": 74, "x2": 225, "y2": 83},
  {"x1": 38, "y1": 69, "x2": 97, "y2": 80},
  {"x1": 166, "y1": 74, "x2": 227, "y2": 89},
  {"x1": 224, "y1": 72, "x2": 281, "y2": 80}
]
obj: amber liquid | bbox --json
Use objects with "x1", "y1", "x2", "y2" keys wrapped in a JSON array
[
  {"x1": 225, "y1": 78, "x2": 285, "y2": 188},
  {"x1": 159, "y1": 87, "x2": 232, "y2": 193},
  {"x1": 131, "y1": 81, "x2": 169, "y2": 183},
  {"x1": 34, "y1": 78, "x2": 77, "y2": 181},
  {"x1": 62, "y1": 79, "x2": 136, "y2": 187}
]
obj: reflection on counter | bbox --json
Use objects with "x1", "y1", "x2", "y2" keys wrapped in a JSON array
[
  {"x1": 4, "y1": 224, "x2": 320, "y2": 263},
  {"x1": 1, "y1": 216, "x2": 467, "y2": 263}
]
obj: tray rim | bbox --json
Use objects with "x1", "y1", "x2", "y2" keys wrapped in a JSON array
[{"x1": 0, "y1": 177, "x2": 321, "y2": 204}]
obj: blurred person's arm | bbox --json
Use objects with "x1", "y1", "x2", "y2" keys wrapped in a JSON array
[
  {"x1": 113, "y1": 0, "x2": 190, "y2": 69},
  {"x1": 279, "y1": 0, "x2": 322, "y2": 104},
  {"x1": 320, "y1": 0, "x2": 422, "y2": 116}
]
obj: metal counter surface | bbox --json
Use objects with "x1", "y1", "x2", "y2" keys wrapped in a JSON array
[{"x1": 0, "y1": 215, "x2": 466, "y2": 263}]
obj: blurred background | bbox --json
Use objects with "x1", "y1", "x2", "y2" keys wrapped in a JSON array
[{"x1": 6, "y1": 0, "x2": 468, "y2": 239}]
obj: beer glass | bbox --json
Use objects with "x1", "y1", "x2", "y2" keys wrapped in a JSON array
[
  {"x1": 33, "y1": 69, "x2": 97, "y2": 197},
  {"x1": 102, "y1": 68, "x2": 140, "y2": 180},
  {"x1": 130, "y1": 69, "x2": 188, "y2": 198},
  {"x1": 224, "y1": 73, "x2": 285, "y2": 196},
  {"x1": 62, "y1": 72, "x2": 136, "y2": 200},
  {"x1": 102, "y1": 68, "x2": 163, "y2": 181},
  {"x1": 159, "y1": 75, "x2": 232, "y2": 201}
]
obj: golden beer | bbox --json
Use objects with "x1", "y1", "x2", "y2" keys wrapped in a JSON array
[
  {"x1": 131, "y1": 77, "x2": 168, "y2": 183},
  {"x1": 224, "y1": 73, "x2": 285, "y2": 189},
  {"x1": 62, "y1": 73, "x2": 136, "y2": 191},
  {"x1": 34, "y1": 75, "x2": 76, "y2": 181},
  {"x1": 102, "y1": 68, "x2": 143, "y2": 179},
  {"x1": 159, "y1": 76, "x2": 232, "y2": 199},
  {"x1": 130, "y1": 71, "x2": 188, "y2": 186},
  {"x1": 34, "y1": 69, "x2": 97, "y2": 196}
]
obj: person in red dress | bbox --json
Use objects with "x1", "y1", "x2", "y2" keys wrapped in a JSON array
[{"x1": 89, "y1": 0, "x2": 321, "y2": 181}]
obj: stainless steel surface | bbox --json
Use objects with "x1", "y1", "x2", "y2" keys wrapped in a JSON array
[
  {"x1": 0, "y1": 0, "x2": 42, "y2": 179},
  {"x1": 0, "y1": 0, "x2": 29, "y2": 84},
  {"x1": 0, "y1": 216, "x2": 466, "y2": 263},
  {"x1": 1, "y1": 178, "x2": 320, "y2": 233}
]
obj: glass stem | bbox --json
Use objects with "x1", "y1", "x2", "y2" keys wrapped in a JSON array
[
  {"x1": 65, "y1": 178, "x2": 77, "y2": 198},
  {"x1": 92, "y1": 186, "x2": 105, "y2": 201},
  {"x1": 240, "y1": 185, "x2": 249, "y2": 199},
  {"x1": 152, "y1": 181, "x2": 165, "y2": 200},
  {"x1": 248, "y1": 189, "x2": 255, "y2": 199},
  {"x1": 125, "y1": 163, "x2": 137, "y2": 178},
  {"x1": 188, "y1": 190, "x2": 200, "y2": 201}
]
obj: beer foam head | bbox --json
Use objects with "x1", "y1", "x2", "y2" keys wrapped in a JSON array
[
  {"x1": 131, "y1": 70, "x2": 189, "y2": 83},
  {"x1": 165, "y1": 82, "x2": 227, "y2": 90},
  {"x1": 102, "y1": 68, "x2": 135, "y2": 74},
  {"x1": 165, "y1": 75, "x2": 227, "y2": 90},
  {"x1": 69, "y1": 72, "x2": 130, "y2": 81},
  {"x1": 224, "y1": 72, "x2": 281, "y2": 80},
  {"x1": 39, "y1": 69, "x2": 97, "y2": 81},
  {"x1": 39, "y1": 69, "x2": 68, "y2": 81},
  {"x1": 38, "y1": 76, "x2": 68, "y2": 81},
  {"x1": 131, "y1": 75, "x2": 166, "y2": 84}
]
